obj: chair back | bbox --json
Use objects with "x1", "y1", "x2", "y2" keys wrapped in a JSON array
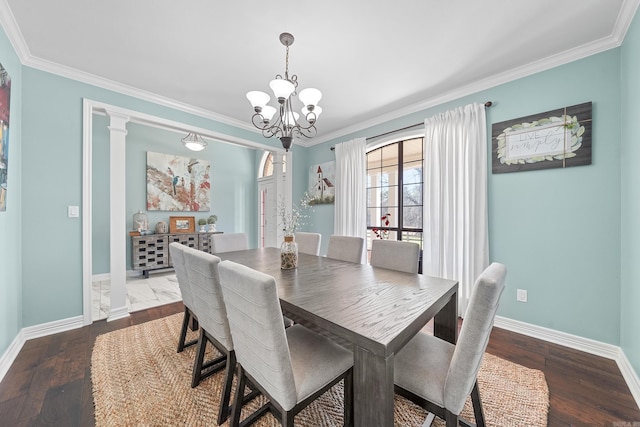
[
  {"x1": 295, "y1": 232, "x2": 322, "y2": 256},
  {"x1": 182, "y1": 247, "x2": 233, "y2": 351},
  {"x1": 370, "y1": 239, "x2": 420, "y2": 273},
  {"x1": 444, "y1": 262, "x2": 506, "y2": 414},
  {"x1": 169, "y1": 243, "x2": 194, "y2": 310},
  {"x1": 210, "y1": 233, "x2": 248, "y2": 253},
  {"x1": 326, "y1": 235, "x2": 364, "y2": 264},
  {"x1": 218, "y1": 260, "x2": 297, "y2": 410}
]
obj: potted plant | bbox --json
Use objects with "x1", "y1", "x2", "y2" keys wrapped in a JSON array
[
  {"x1": 197, "y1": 218, "x2": 207, "y2": 232},
  {"x1": 207, "y1": 215, "x2": 218, "y2": 232}
]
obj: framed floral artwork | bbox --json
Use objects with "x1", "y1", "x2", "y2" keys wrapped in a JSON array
[{"x1": 492, "y1": 102, "x2": 592, "y2": 173}]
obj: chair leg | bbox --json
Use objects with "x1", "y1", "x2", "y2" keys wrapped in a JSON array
[
  {"x1": 230, "y1": 364, "x2": 247, "y2": 427},
  {"x1": 471, "y1": 380, "x2": 486, "y2": 427},
  {"x1": 281, "y1": 411, "x2": 295, "y2": 427},
  {"x1": 444, "y1": 409, "x2": 458, "y2": 427},
  {"x1": 343, "y1": 371, "x2": 353, "y2": 427},
  {"x1": 191, "y1": 329, "x2": 208, "y2": 388},
  {"x1": 177, "y1": 307, "x2": 191, "y2": 353},
  {"x1": 216, "y1": 351, "x2": 236, "y2": 425}
]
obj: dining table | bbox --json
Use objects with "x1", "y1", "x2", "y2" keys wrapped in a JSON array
[{"x1": 216, "y1": 247, "x2": 459, "y2": 427}]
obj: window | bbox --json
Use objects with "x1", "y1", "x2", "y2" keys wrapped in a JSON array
[
  {"x1": 366, "y1": 138, "x2": 424, "y2": 261},
  {"x1": 259, "y1": 152, "x2": 286, "y2": 178}
]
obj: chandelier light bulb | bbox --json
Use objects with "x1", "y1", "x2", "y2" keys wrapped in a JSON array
[
  {"x1": 299, "y1": 88, "x2": 322, "y2": 108},
  {"x1": 261, "y1": 105, "x2": 277, "y2": 122},
  {"x1": 246, "y1": 91, "x2": 270, "y2": 111},
  {"x1": 302, "y1": 105, "x2": 322, "y2": 123},
  {"x1": 269, "y1": 79, "x2": 296, "y2": 102}
]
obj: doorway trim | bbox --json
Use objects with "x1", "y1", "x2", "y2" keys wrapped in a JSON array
[{"x1": 81, "y1": 98, "x2": 287, "y2": 325}]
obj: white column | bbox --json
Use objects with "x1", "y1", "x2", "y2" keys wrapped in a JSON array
[
  {"x1": 273, "y1": 152, "x2": 284, "y2": 243},
  {"x1": 106, "y1": 111, "x2": 130, "y2": 321}
]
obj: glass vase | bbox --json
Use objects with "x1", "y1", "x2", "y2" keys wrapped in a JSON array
[
  {"x1": 280, "y1": 235, "x2": 298, "y2": 269},
  {"x1": 133, "y1": 210, "x2": 148, "y2": 231}
]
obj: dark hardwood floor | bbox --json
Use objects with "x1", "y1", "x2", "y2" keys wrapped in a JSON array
[{"x1": 0, "y1": 301, "x2": 638, "y2": 426}]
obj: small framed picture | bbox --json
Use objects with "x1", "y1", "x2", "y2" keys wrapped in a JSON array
[{"x1": 169, "y1": 216, "x2": 195, "y2": 233}]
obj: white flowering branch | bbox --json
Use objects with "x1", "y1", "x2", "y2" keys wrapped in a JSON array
[{"x1": 278, "y1": 192, "x2": 314, "y2": 236}]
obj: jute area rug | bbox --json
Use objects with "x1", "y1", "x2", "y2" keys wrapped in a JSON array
[{"x1": 92, "y1": 313, "x2": 549, "y2": 427}]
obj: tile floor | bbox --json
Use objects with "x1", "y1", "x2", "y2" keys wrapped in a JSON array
[{"x1": 91, "y1": 272, "x2": 182, "y2": 321}]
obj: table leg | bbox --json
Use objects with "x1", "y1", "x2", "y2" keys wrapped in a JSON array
[
  {"x1": 353, "y1": 346, "x2": 394, "y2": 427},
  {"x1": 434, "y1": 290, "x2": 458, "y2": 344}
]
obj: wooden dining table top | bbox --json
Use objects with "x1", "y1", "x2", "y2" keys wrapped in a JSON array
[{"x1": 216, "y1": 247, "x2": 458, "y2": 358}]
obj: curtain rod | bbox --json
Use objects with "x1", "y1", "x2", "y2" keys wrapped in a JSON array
[{"x1": 330, "y1": 101, "x2": 493, "y2": 151}]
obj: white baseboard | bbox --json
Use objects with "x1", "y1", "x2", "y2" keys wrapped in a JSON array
[
  {"x1": 494, "y1": 316, "x2": 621, "y2": 359},
  {"x1": 617, "y1": 349, "x2": 640, "y2": 409},
  {"x1": 91, "y1": 270, "x2": 143, "y2": 282},
  {"x1": 494, "y1": 315, "x2": 640, "y2": 409},
  {"x1": 0, "y1": 314, "x2": 84, "y2": 383},
  {"x1": 0, "y1": 332, "x2": 25, "y2": 383},
  {"x1": 107, "y1": 306, "x2": 130, "y2": 322}
]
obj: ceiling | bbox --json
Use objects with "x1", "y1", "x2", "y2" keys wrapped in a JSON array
[{"x1": 2, "y1": 0, "x2": 638, "y2": 146}]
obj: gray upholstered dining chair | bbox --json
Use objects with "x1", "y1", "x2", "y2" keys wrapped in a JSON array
[
  {"x1": 182, "y1": 246, "x2": 241, "y2": 425},
  {"x1": 168, "y1": 243, "x2": 198, "y2": 353},
  {"x1": 370, "y1": 239, "x2": 420, "y2": 273},
  {"x1": 295, "y1": 231, "x2": 322, "y2": 256},
  {"x1": 218, "y1": 260, "x2": 354, "y2": 427},
  {"x1": 326, "y1": 235, "x2": 364, "y2": 264},
  {"x1": 210, "y1": 232, "x2": 248, "y2": 253},
  {"x1": 394, "y1": 262, "x2": 507, "y2": 427}
]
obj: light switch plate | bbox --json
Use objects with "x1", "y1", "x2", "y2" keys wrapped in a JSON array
[{"x1": 68, "y1": 205, "x2": 80, "y2": 218}]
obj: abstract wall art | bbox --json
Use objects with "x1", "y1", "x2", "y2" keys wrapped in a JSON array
[{"x1": 146, "y1": 151, "x2": 210, "y2": 211}]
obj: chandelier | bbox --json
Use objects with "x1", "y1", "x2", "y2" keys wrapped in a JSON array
[
  {"x1": 181, "y1": 132, "x2": 208, "y2": 151},
  {"x1": 246, "y1": 32, "x2": 322, "y2": 151}
]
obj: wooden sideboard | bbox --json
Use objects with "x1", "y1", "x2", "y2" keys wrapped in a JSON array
[{"x1": 131, "y1": 232, "x2": 222, "y2": 277}]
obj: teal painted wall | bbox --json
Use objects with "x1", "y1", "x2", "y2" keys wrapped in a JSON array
[
  {"x1": 91, "y1": 117, "x2": 258, "y2": 274},
  {"x1": 20, "y1": 66, "x2": 267, "y2": 327},
  {"x1": 621, "y1": 11, "x2": 640, "y2": 376},
  {"x1": 306, "y1": 49, "x2": 622, "y2": 345},
  {"x1": 0, "y1": 26, "x2": 23, "y2": 358}
]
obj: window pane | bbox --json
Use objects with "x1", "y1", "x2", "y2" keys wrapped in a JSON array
[
  {"x1": 401, "y1": 231, "x2": 423, "y2": 249},
  {"x1": 367, "y1": 149, "x2": 382, "y2": 170},
  {"x1": 403, "y1": 183, "x2": 423, "y2": 206},
  {"x1": 263, "y1": 153, "x2": 273, "y2": 177},
  {"x1": 367, "y1": 207, "x2": 397, "y2": 227},
  {"x1": 403, "y1": 206, "x2": 422, "y2": 228},
  {"x1": 367, "y1": 187, "x2": 384, "y2": 207},
  {"x1": 403, "y1": 138, "x2": 423, "y2": 163},
  {"x1": 381, "y1": 144, "x2": 399, "y2": 168},
  {"x1": 403, "y1": 161, "x2": 423, "y2": 184}
]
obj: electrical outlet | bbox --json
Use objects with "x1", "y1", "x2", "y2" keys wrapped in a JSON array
[{"x1": 516, "y1": 289, "x2": 528, "y2": 302}]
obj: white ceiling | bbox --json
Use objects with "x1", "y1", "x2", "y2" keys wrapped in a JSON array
[{"x1": 2, "y1": 0, "x2": 638, "y2": 145}]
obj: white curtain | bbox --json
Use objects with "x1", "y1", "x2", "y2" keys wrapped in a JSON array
[
  {"x1": 334, "y1": 138, "x2": 367, "y2": 263},
  {"x1": 423, "y1": 103, "x2": 489, "y2": 316}
]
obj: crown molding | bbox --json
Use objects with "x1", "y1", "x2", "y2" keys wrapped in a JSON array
[
  {"x1": 25, "y1": 55, "x2": 258, "y2": 132},
  {"x1": 0, "y1": 0, "x2": 30, "y2": 60}
]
